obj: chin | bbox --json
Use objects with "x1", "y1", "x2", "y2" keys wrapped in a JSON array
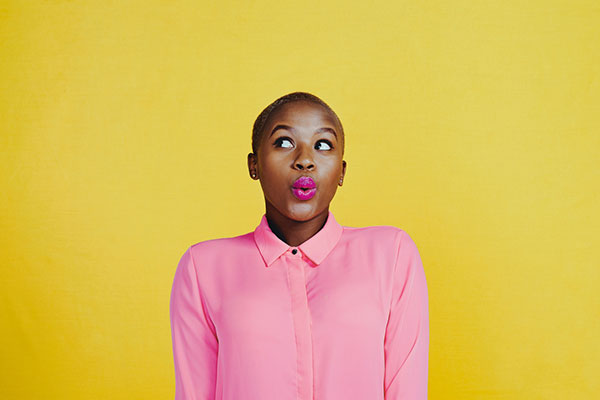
[
  {"x1": 281, "y1": 205, "x2": 315, "y2": 221},
  {"x1": 288, "y1": 203, "x2": 329, "y2": 220}
]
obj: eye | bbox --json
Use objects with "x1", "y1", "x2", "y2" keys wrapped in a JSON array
[
  {"x1": 273, "y1": 137, "x2": 333, "y2": 151},
  {"x1": 274, "y1": 137, "x2": 293, "y2": 148},
  {"x1": 316, "y1": 140, "x2": 333, "y2": 150}
]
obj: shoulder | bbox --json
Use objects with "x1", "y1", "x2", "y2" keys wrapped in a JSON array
[
  {"x1": 341, "y1": 223, "x2": 420, "y2": 255},
  {"x1": 172, "y1": 233, "x2": 251, "y2": 286},
  {"x1": 339, "y1": 224, "x2": 403, "y2": 261},
  {"x1": 342, "y1": 223, "x2": 404, "y2": 245},
  {"x1": 186, "y1": 231, "x2": 253, "y2": 258}
]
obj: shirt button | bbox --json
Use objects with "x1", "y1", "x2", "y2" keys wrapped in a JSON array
[{"x1": 291, "y1": 248, "x2": 298, "y2": 255}]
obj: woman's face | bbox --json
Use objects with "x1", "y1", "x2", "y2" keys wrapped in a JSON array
[{"x1": 248, "y1": 100, "x2": 346, "y2": 222}]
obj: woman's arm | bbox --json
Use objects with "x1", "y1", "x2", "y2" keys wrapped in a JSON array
[
  {"x1": 384, "y1": 230, "x2": 430, "y2": 399},
  {"x1": 169, "y1": 246, "x2": 218, "y2": 400}
]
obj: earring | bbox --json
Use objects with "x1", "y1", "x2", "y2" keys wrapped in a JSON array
[{"x1": 251, "y1": 173, "x2": 257, "y2": 178}]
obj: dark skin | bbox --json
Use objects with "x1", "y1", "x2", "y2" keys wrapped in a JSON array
[{"x1": 247, "y1": 100, "x2": 347, "y2": 247}]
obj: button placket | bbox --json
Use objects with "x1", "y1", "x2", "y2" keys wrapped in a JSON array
[{"x1": 284, "y1": 249, "x2": 314, "y2": 400}]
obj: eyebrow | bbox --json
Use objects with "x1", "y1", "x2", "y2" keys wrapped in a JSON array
[{"x1": 269, "y1": 124, "x2": 338, "y2": 139}]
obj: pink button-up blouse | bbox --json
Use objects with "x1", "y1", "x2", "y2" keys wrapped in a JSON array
[{"x1": 169, "y1": 210, "x2": 429, "y2": 399}]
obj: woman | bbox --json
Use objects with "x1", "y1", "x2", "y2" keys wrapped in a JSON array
[{"x1": 169, "y1": 92, "x2": 429, "y2": 399}]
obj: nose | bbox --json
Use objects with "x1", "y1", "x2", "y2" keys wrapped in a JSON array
[
  {"x1": 294, "y1": 159, "x2": 314, "y2": 170},
  {"x1": 294, "y1": 144, "x2": 315, "y2": 170}
]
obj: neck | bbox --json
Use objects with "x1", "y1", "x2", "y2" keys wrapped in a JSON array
[{"x1": 264, "y1": 204, "x2": 329, "y2": 247}]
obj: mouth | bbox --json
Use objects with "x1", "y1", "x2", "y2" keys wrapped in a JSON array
[
  {"x1": 292, "y1": 176, "x2": 316, "y2": 189},
  {"x1": 291, "y1": 187, "x2": 317, "y2": 200},
  {"x1": 291, "y1": 176, "x2": 317, "y2": 200}
]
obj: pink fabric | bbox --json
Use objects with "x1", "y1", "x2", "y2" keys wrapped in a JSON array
[{"x1": 169, "y1": 210, "x2": 429, "y2": 399}]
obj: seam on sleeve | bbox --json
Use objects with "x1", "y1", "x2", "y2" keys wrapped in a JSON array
[
  {"x1": 188, "y1": 245, "x2": 218, "y2": 340},
  {"x1": 387, "y1": 228, "x2": 405, "y2": 319}
]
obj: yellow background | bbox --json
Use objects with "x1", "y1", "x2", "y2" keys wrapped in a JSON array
[{"x1": 1, "y1": 1, "x2": 598, "y2": 398}]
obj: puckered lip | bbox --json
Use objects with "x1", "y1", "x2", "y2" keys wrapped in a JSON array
[{"x1": 292, "y1": 175, "x2": 316, "y2": 189}]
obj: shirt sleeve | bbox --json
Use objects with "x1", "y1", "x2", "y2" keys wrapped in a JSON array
[
  {"x1": 169, "y1": 246, "x2": 219, "y2": 400},
  {"x1": 383, "y1": 230, "x2": 430, "y2": 399}
]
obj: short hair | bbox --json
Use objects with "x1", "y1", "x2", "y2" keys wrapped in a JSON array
[{"x1": 251, "y1": 91, "x2": 344, "y2": 155}]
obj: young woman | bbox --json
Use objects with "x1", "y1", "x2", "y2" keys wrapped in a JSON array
[{"x1": 169, "y1": 92, "x2": 429, "y2": 400}]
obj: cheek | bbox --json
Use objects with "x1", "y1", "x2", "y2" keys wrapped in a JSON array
[
  {"x1": 259, "y1": 163, "x2": 289, "y2": 196},
  {"x1": 258, "y1": 158, "x2": 279, "y2": 179},
  {"x1": 320, "y1": 173, "x2": 342, "y2": 196},
  {"x1": 260, "y1": 153, "x2": 287, "y2": 171},
  {"x1": 262, "y1": 165, "x2": 286, "y2": 184}
]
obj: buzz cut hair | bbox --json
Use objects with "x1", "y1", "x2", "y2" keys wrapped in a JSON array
[{"x1": 251, "y1": 91, "x2": 344, "y2": 155}]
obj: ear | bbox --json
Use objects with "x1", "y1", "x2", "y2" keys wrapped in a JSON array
[
  {"x1": 247, "y1": 152, "x2": 258, "y2": 179},
  {"x1": 339, "y1": 160, "x2": 347, "y2": 185}
]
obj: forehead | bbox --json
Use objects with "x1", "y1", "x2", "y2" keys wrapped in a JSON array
[{"x1": 265, "y1": 100, "x2": 340, "y2": 131}]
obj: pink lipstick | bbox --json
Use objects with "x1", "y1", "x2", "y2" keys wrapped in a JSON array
[{"x1": 292, "y1": 176, "x2": 316, "y2": 200}]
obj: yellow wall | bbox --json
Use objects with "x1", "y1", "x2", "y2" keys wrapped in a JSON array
[{"x1": 1, "y1": 1, "x2": 598, "y2": 398}]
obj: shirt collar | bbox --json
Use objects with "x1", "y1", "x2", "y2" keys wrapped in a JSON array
[{"x1": 253, "y1": 209, "x2": 343, "y2": 268}]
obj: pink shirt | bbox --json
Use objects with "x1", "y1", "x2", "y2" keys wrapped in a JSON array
[{"x1": 169, "y1": 210, "x2": 429, "y2": 399}]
